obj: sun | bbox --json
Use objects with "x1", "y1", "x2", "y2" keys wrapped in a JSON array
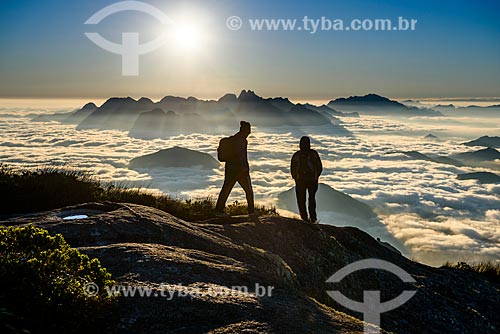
[{"x1": 173, "y1": 23, "x2": 202, "y2": 51}]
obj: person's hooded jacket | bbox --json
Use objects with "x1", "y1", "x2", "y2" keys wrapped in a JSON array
[{"x1": 291, "y1": 136, "x2": 323, "y2": 181}]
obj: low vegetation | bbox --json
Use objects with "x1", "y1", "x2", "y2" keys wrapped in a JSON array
[
  {"x1": 443, "y1": 261, "x2": 500, "y2": 285},
  {"x1": 0, "y1": 164, "x2": 278, "y2": 220},
  {"x1": 0, "y1": 224, "x2": 114, "y2": 333}
]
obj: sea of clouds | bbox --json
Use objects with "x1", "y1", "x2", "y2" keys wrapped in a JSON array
[{"x1": 1, "y1": 104, "x2": 499, "y2": 266}]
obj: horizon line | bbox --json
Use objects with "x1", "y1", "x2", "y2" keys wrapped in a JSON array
[{"x1": 2, "y1": 94, "x2": 500, "y2": 103}]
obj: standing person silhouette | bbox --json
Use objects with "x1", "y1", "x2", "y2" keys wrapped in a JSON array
[
  {"x1": 215, "y1": 121, "x2": 255, "y2": 217},
  {"x1": 291, "y1": 136, "x2": 323, "y2": 223}
]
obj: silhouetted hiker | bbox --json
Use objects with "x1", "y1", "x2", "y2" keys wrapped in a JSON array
[
  {"x1": 215, "y1": 121, "x2": 255, "y2": 217},
  {"x1": 291, "y1": 136, "x2": 322, "y2": 223}
]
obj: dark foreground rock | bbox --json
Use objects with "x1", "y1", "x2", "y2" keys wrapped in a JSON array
[{"x1": 2, "y1": 202, "x2": 499, "y2": 334}]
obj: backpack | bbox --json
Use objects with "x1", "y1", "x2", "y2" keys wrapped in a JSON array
[
  {"x1": 217, "y1": 136, "x2": 236, "y2": 162},
  {"x1": 297, "y1": 150, "x2": 318, "y2": 180}
]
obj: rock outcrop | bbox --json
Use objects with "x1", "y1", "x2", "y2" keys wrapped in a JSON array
[{"x1": 2, "y1": 202, "x2": 498, "y2": 334}]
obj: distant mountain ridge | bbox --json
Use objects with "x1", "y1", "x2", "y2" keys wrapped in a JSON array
[
  {"x1": 426, "y1": 104, "x2": 500, "y2": 117},
  {"x1": 457, "y1": 172, "x2": 500, "y2": 184},
  {"x1": 402, "y1": 151, "x2": 464, "y2": 167},
  {"x1": 402, "y1": 147, "x2": 500, "y2": 171},
  {"x1": 398, "y1": 100, "x2": 500, "y2": 117},
  {"x1": 77, "y1": 97, "x2": 156, "y2": 131},
  {"x1": 453, "y1": 147, "x2": 500, "y2": 162},
  {"x1": 31, "y1": 91, "x2": 453, "y2": 137},
  {"x1": 129, "y1": 147, "x2": 219, "y2": 170},
  {"x1": 51, "y1": 90, "x2": 360, "y2": 138},
  {"x1": 424, "y1": 133, "x2": 441, "y2": 141},
  {"x1": 328, "y1": 94, "x2": 442, "y2": 116},
  {"x1": 303, "y1": 103, "x2": 359, "y2": 118},
  {"x1": 463, "y1": 136, "x2": 500, "y2": 148}
]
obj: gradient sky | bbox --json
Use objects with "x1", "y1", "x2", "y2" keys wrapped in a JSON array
[{"x1": 0, "y1": 0, "x2": 499, "y2": 100}]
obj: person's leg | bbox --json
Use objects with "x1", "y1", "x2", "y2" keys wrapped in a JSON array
[
  {"x1": 295, "y1": 181, "x2": 308, "y2": 221},
  {"x1": 237, "y1": 171, "x2": 255, "y2": 214},
  {"x1": 307, "y1": 181, "x2": 319, "y2": 222},
  {"x1": 215, "y1": 171, "x2": 238, "y2": 212}
]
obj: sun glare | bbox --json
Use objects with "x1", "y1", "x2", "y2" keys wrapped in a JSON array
[{"x1": 174, "y1": 23, "x2": 202, "y2": 51}]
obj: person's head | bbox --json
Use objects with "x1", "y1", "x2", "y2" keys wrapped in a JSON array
[
  {"x1": 299, "y1": 136, "x2": 311, "y2": 150},
  {"x1": 240, "y1": 121, "x2": 251, "y2": 137}
]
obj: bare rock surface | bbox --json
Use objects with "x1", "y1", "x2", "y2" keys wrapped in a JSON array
[{"x1": 2, "y1": 202, "x2": 498, "y2": 334}]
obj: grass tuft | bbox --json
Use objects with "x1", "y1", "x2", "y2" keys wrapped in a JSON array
[{"x1": 443, "y1": 261, "x2": 500, "y2": 285}]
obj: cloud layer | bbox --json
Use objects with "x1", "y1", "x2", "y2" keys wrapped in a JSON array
[{"x1": 1, "y1": 106, "x2": 499, "y2": 266}]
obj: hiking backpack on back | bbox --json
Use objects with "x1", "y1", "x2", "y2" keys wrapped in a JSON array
[
  {"x1": 217, "y1": 136, "x2": 235, "y2": 162},
  {"x1": 297, "y1": 150, "x2": 318, "y2": 180}
]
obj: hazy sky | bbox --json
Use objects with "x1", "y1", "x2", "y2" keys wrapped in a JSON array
[{"x1": 1, "y1": 0, "x2": 499, "y2": 100}]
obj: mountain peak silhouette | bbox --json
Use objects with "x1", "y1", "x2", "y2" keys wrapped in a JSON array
[
  {"x1": 218, "y1": 93, "x2": 238, "y2": 103},
  {"x1": 463, "y1": 136, "x2": 500, "y2": 148},
  {"x1": 238, "y1": 89, "x2": 261, "y2": 102},
  {"x1": 332, "y1": 93, "x2": 393, "y2": 104},
  {"x1": 81, "y1": 102, "x2": 97, "y2": 110}
]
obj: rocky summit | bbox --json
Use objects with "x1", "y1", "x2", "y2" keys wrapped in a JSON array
[{"x1": 2, "y1": 202, "x2": 499, "y2": 334}]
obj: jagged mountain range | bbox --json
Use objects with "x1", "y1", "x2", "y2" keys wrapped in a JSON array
[
  {"x1": 31, "y1": 91, "x2": 448, "y2": 138},
  {"x1": 76, "y1": 90, "x2": 350, "y2": 134}
]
